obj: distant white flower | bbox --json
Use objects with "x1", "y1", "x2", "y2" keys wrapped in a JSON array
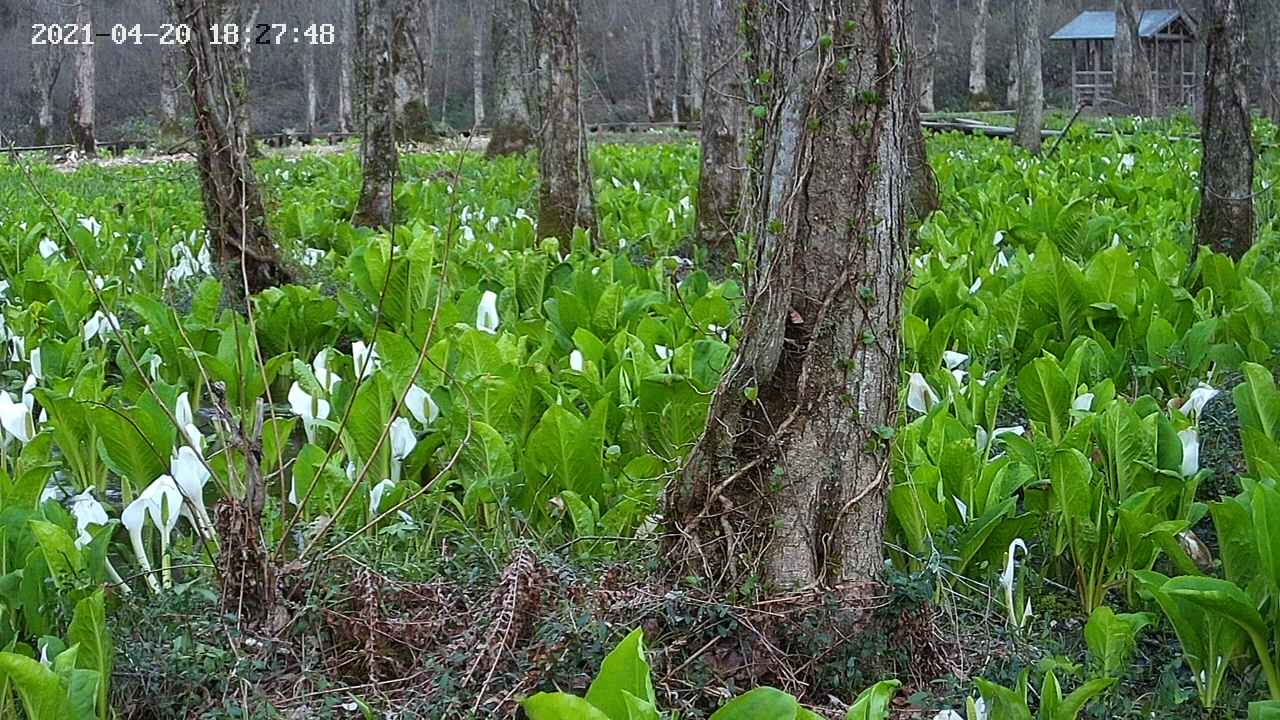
[
  {"x1": 1180, "y1": 383, "x2": 1219, "y2": 420},
  {"x1": 1118, "y1": 154, "x2": 1135, "y2": 173},
  {"x1": 370, "y1": 478, "x2": 396, "y2": 514},
  {"x1": 666, "y1": 207, "x2": 677, "y2": 226},
  {"x1": 1073, "y1": 393, "x2": 1094, "y2": 412},
  {"x1": 989, "y1": 251, "x2": 1009, "y2": 273},
  {"x1": 172, "y1": 445, "x2": 215, "y2": 539},
  {"x1": 312, "y1": 349, "x2": 342, "y2": 392},
  {"x1": 1000, "y1": 538, "x2": 1029, "y2": 629},
  {"x1": 951, "y1": 368, "x2": 968, "y2": 385},
  {"x1": 708, "y1": 324, "x2": 728, "y2": 341},
  {"x1": 611, "y1": 177, "x2": 622, "y2": 188},
  {"x1": 992, "y1": 425, "x2": 1025, "y2": 439},
  {"x1": 0, "y1": 279, "x2": 9, "y2": 299},
  {"x1": 145, "y1": 353, "x2": 162, "y2": 381},
  {"x1": 942, "y1": 351, "x2": 969, "y2": 370},
  {"x1": 175, "y1": 392, "x2": 194, "y2": 429},
  {"x1": 932, "y1": 710, "x2": 964, "y2": 720},
  {"x1": 655, "y1": 345, "x2": 673, "y2": 361},
  {"x1": 569, "y1": 349, "x2": 584, "y2": 372},
  {"x1": 83, "y1": 310, "x2": 120, "y2": 343},
  {"x1": 992, "y1": 230, "x2": 1005, "y2": 246},
  {"x1": 301, "y1": 247, "x2": 325, "y2": 267},
  {"x1": 1179, "y1": 427, "x2": 1199, "y2": 477},
  {"x1": 968, "y1": 276, "x2": 983, "y2": 295},
  {"x1": 906, "y1": 373, "x2": 940, "y2": 414},
  {"x1": 476, "y1": 291, "x2": 500, "y2": 334},
  {"x1": 404, "y1": 384, "x2": 439, "y2": 427},
  {"x1": 679, "y1": 196, "x2": 692, "y2": 214},
  {"x1": 632, "y1": 180, "x2": 641, "y2": 193},
  {"x1": 8, "y1": 335, "x2": 23, "y2": 362},
  {"x1": 38, "y1": 238, "x2": 58, "y2": 258},
  {"x1": 389, "y1": 417, "x2": 417, "y2": 462},
  {"x1": 0, "y1": 391, "x2": 35, "y2": 444},
  {"x1": 77, "y1": 216, "x2": 102, "y2": 237},
  {"x1": 352, "y1": 341, "x2": 380, "y2": 378},
  {"x1": 461, "y1": 226, "x2": 476, "y2": 244},
  {"x1": 29, "y1": 347, "x2": 42, "y2": 380},
  {"x1": 514, "y1": 207, "x2": 530, "y2": 222},
  {"x1": 288, "y1": 382, "x2": 330, "y2": 444},
  {"x1": 121, "y1": 494, "x2": 161, "y2": 593},
  {"x1": 975, "y1": 426, "x2": 989, "y2": 449}
]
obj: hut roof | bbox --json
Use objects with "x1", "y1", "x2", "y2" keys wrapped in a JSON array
[{"x1": 1049, "y1": 9, "x2": 1192, "y2": 41}]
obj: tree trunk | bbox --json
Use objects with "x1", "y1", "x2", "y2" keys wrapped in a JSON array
[
  {"x1": 303, "y1": 42, "x2": 318, "y2": 136},
  {"x1": 159, "y1": 40, "x2": 183, "y2": 139},
  {"x1": 486, "y1": 0, "x2": 535, "y2": 157},
  {"x1": 355, "y1": 0, "x2": 401, "y2": 228},
  {"x1": 1014, "y1": 0, "x2": 1043, "y2": 153},
  {"x1": 1113, "y1": 0, "x2": 1153, "y2": 114},
  {"x1": 170, "y1": 0, "x2": 292, "y2": 298},
  {"x1": 678, "y1": 0, "x2": 704, "y2": 119},
  {"x1": 906, "y1": 41, "x2": 940, "y2": 222},
  {"x1": 70, "y1": 0, "x2": 96, "y2": 156},
  {"x1": 530, "y1": 0, "x2": 596, "y2": 251},
  {"x1": 338, "y1": 0, "x2": 355, "y2": 133},
  {"x1": 968, "y1": 0, "x2": 989, "y2": 104},
  {"x1": 664, "y1": 0, "x2": 910, "y2": 593},
  {"x1": 29, "y1": 0, "x2": 61, "y2": 148},
  {"x1": 919, "y1": 0, "x2": 938, "y2": 112},
  {"x1": 648, "y1": 20, "x2": 668, "y2": 121},
  {"x1": 695, "y1": 0, "x2": 746, "y2": 268},
  {"x1": 394, "y1": 0, "x2": 432, "y2": 140},
  {"x1": 1197, "y1": 0, "x2": 1255, "y2": 258},
  {"x1": 472, "y1": 0, "x2": 487, "y2": 126},
  {"x1": 1264, "y1": 0, "x2": 1280, "y2": 125},
  {"x1": 1006, "y1": 40, "x2": 1019, "y2": 108}
]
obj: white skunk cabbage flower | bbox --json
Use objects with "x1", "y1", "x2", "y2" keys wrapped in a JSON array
[
  {"x1": 1000, "y1": 538, "x2": 1030, "y2": 629},
  {"x1": 121, "y1": 495, "x2": 162, "y2": 594},
  {"x1": 989, "y1": 251, "x2": 1010, "y2": 273},
  {"x1": 968, "y1": 277, "x2": 983, "y2": 295},
  {"x1": 389, "y1": 418, "x2": 417, "y2": 462},
  {"x1": 370, "y1": 478, "x2": 396, "y2": 514},
  {"x1": 992, "y1": 425, "x2": 1025, "y2": 440},
  {"x1": 29, "y1": 348, "x2": 42, "y2": 380},
  {"x1": 1180, "y1": 383, "x2": 1219, "y2": 420},
  {"x1": 83, "y1": 310, "x2": 120, "y2": 343},
  {"x1": 141, "y1": 475, "x2": 183, "y2": 589},
  {"x1": 655, "y1": 345, "x2": 673, "y2": 361},
  {"x1": 145, "y1": 353, "x2": 162, "y2": 381},
  {"x1": 1073, "y1": 393, "x2": 1094, "y2": 412},
  {"x1": 0, "y1": 391, "x2": 35, "y2": 444},
  {"x1": 175, "y1": 392, "x2": 194, "y2": 429},
  {"x1": 975, "y1": 426, "x2": 989, "y2": 450},
  {"x1": 476, "y1": 291, "x2": 500, "y2": 334},
  {"x1": 906, "y1": 373, "x2": 940, "y2": 414},
  {"x1": 288, "y1": 382, "x2": 330, "y2": 444},
  {"x1": 171, "y1": 445, "x2": 215, "y2": 540},
  {"x1": 932, "y1": 698, "x2": 987, "y2": 720},
  {"x1": 312, "y1": 349, "x2": 342, "y2": 392},
  {"x1": 10, "y1": 335, "x2": 25, "y2": 362},
  {"x1": 942, "y1": 351, "x2": 969, "y2": 370},
  {"x1": 352, "y1": 340, "x2": 380, "y2": 378},
  {"x1": 77, "y1": 216, "x2": 102, "y2": 237},
  {"x1": 992, "y1": 230, "x2": 1005, "y2": 246},
  {"x1": 1179, "y1": 427, "x2": 1199, "y2": 478},
  {"x1": 569, "y1": 350, "x2": 584, "y2": 372},
  {"x1": 68, "y1": 489, "x2": 130, "y2": 592},
  {"x1": 38, "y1": 238, "x2": 59, "y2": 258},
  {"x1": 404, "y1": 385, "x2": 439, "y2": 427}
]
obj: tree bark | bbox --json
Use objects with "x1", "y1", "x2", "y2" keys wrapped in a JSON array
[
  {"x1": 170, "y1": 0, "x2": 292, "y2": 297},
  {"x1": 678, "y1": 0, "x2": 705, "y2": 119},
  {"x1": 968, "y1": 0, "x2": 990, "y2": 104},
  {"x1": 1264, "y1": 0, "x2": 1280, "y2": 125},
  {"x1": 393, "y1": 0, "x2": 433, "y2": 140},
  {"x1": 1006, "y1": 40, "x2": 1019, "y2": 108},
  {"x1": 648, "y1": 18, "x2": 669, "y2": 121},
  {"x1": 159, "y1": 40, "x2": 183, "y2": 139},
  {"x1": 695, "y1": 0, "x2": 746, "y2": 268},
  {"x1": 1014, "y1": 0, "x2": 1043, "y2": 153},
  {"x1": 918, "y1": 0, "x2": 938, "y2": 112},
  {"x1": 29, "y1": 0, "x2": 61, "y2": 147},
  {"x1": 472, "y1": 0, "x2": 487, "y2": 126},
  {"x1": 1113, "y1": 0, "x2": 1153, "y2": 114},
  {"x1": 70, "y1": 0, "x2": 96, "y2": 156},
  {"x1": 530, "y1": 0, "x2": 596, "y2": 251},
  {"x1": 486, "y1": 0, "x2": 535, "y2": 157},
  {"x1": 303, "y1": 41, "x2": 318, "y2": 136},
  {"x1": 338, "y1": 0, "x2": 355, "y2": 133},
  {"x1": 1197, "y1": 0, "x2": 1255, "y2": 258},
  {"x1": 664, "y1": 0, "x2": 910, "y2": 593},
  {"x1": 356, "y1": 0, "x2": 401, "y2": 228}
]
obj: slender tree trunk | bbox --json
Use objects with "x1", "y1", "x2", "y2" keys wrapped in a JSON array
[
  {"x1": 394, "y1": 0, "x2": 432, "y2": 140},
  {"x1": 303, "y1": 42, "x2": 318, "y2": 136},
  {"x1": 1006, "y1": 40, "x2": 1019, "y2": 107},
  {"x1": 648, "y1": 20, "x2": 668, "y2": 121},
  {"x1": 530, "y1": 0, "x2": 596, "y2": 251},
  {"x1": 1113, "y1": 0, "x2": 1153, "y2": 114},
  {"x1": 671, "y1": 21, "x2": 682, "y2": 125},
  {"x1": 1197, "y1": 0, "x2": 1255, "y2": 258},
  {"x1": 1014, "y1": 0, "x2": 1043, "y2": 153},
  {"x1": 664, "y1": 0, "x2": 910, "y2": 593},
  {"x1": 486, "y1": 0, "x2": 535, "y2": 157},
  {"x1": 356, "y1": 0, "x2": 400, "y2": 228},
  {"x1": 643, "y1": 31, "x2": 657, "y2": 121},
  {"x1": 160, "y1": 40, "x2": 183, "y2": 139},
  {"x1": 170, "y1": 0, "x2": 291, "y2": 297},
  {"x1": 968, "y1": 0, "x2": 990, "y2": 104},
  {"x1": 696, "y1": 0, "x2": 745, "y2": 267},
  {"x1": 906, "y1": 36, "x2": 940, "y2": 221},
  {"x1": 29, "y1": 0, "x2": 61, "y2": 147},
  {"x1": 70, "y1": 0, "x2": 96, "y2": 156},
  {"x1": 338, "y1": 0, "x2": 355, "y2": 133},
  {"x1": 1264, "y1": 0, "x2": 1280, "y2": 125},
  {"x1": 472, "y1": 0, "x2": 487, "y2": 126},
  {"x1": 678, "y1": 0, "x2": 704, "y2": 118},
  {"x1": 919, "y1": 0, "x2": 938, "y2": 112}
]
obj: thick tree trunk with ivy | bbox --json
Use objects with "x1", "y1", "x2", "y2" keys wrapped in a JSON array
[
  {"x1": 486, "y1": 0, "x2": 535, "y2": 157},
  {"x1": 171, "y1": 0, "x2": 292, "y2": 296},
  {"x1": 355, "y1": 0, "x2": 400, "y2": 228},
  {"x1": 70, "y1": 0, "x2": 96, "y2": 156},
  {"x1": 696, "y1": 0, "x2": 745, "y2": 268},
  {"x1": 1113, "y1": 0, "x2": 1152, "y2": 114},
  {"x1": 1196, "y1": 0, "x2": 1254, "y2": 258},
  {"x1": 530, "y1": 0, "x2": 596, "y2": 251},
  {"x1": 968, "y1": 0, "x2": 989, "y2": 104},
  {"x1": 1014, "y1": 0, "x2": 1043, "y2": 153},
  {"x1": 664, "y1": 0, "x2": 910, "y2": 592}
]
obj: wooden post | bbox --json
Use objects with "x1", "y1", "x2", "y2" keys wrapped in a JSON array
[{"x1": 1071, "y1": 40, "x2": 1079, "y2": 107}]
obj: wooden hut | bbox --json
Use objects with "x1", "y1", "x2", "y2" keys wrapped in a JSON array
[{"x1": 1049, "y1": 9, "x2": 1198, "y2": 111}]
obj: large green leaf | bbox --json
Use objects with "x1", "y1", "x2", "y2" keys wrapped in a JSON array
[
  {"x1": 0, "y1": 652, "x2": 73, "y2": 720},
  {"x1": 844, "y1": 679, "x2": 900, "y2": 720},
  {"x1": 709, "y1": 687, "x2": 800, "y2": 720},
  {"x1": 92, "y1": 406, "x2": 167, "y2": 489},
  {"x1": 521, "y1": 692, "x2": 613, "y2": 720},
  {"x1": 1084, "y1": 605, "x2": 1153, "y2": 677},
  {"x1": 68, "y1": 591, "x2": 112, "y2": 720},
  {"x1": 28, "y1": 520, "x2": 83, "y2": 590},
  {"x1": 1017, "y1": 357, "x2": 1072, "y2": 443},
  {"x1": 585, "y1": 628, "x2": 657, "y2": 719}
]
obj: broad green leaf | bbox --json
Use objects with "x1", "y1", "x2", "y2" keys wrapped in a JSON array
[
  {"x1": 585, "y1": 628, "x2": 656, "y2": 718},
  {"x1": 28, "y1": 520, "x2": 83, "y2": 590},
  {"x1": 1017, "y1": 357, "x2": 1071, "y2": 443},
  {"x1": 0, "y1": 652, "x2": 73, "y2": 720},
  {"x1": 68, "y1": 591, "x2": 112, "y2": 720},
  {"x1": 1084, "y1": 605, "x2": 1153, "y2": 677},
  {"x1": 844, "y1": 679, "x2": 900, "y2": 720},
  {"x1": 709, "y1": 687, "x2": 800, "y2": 720},
  {"x1": 521, "y1": 692, "x2": 613, "y2": 720}
]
